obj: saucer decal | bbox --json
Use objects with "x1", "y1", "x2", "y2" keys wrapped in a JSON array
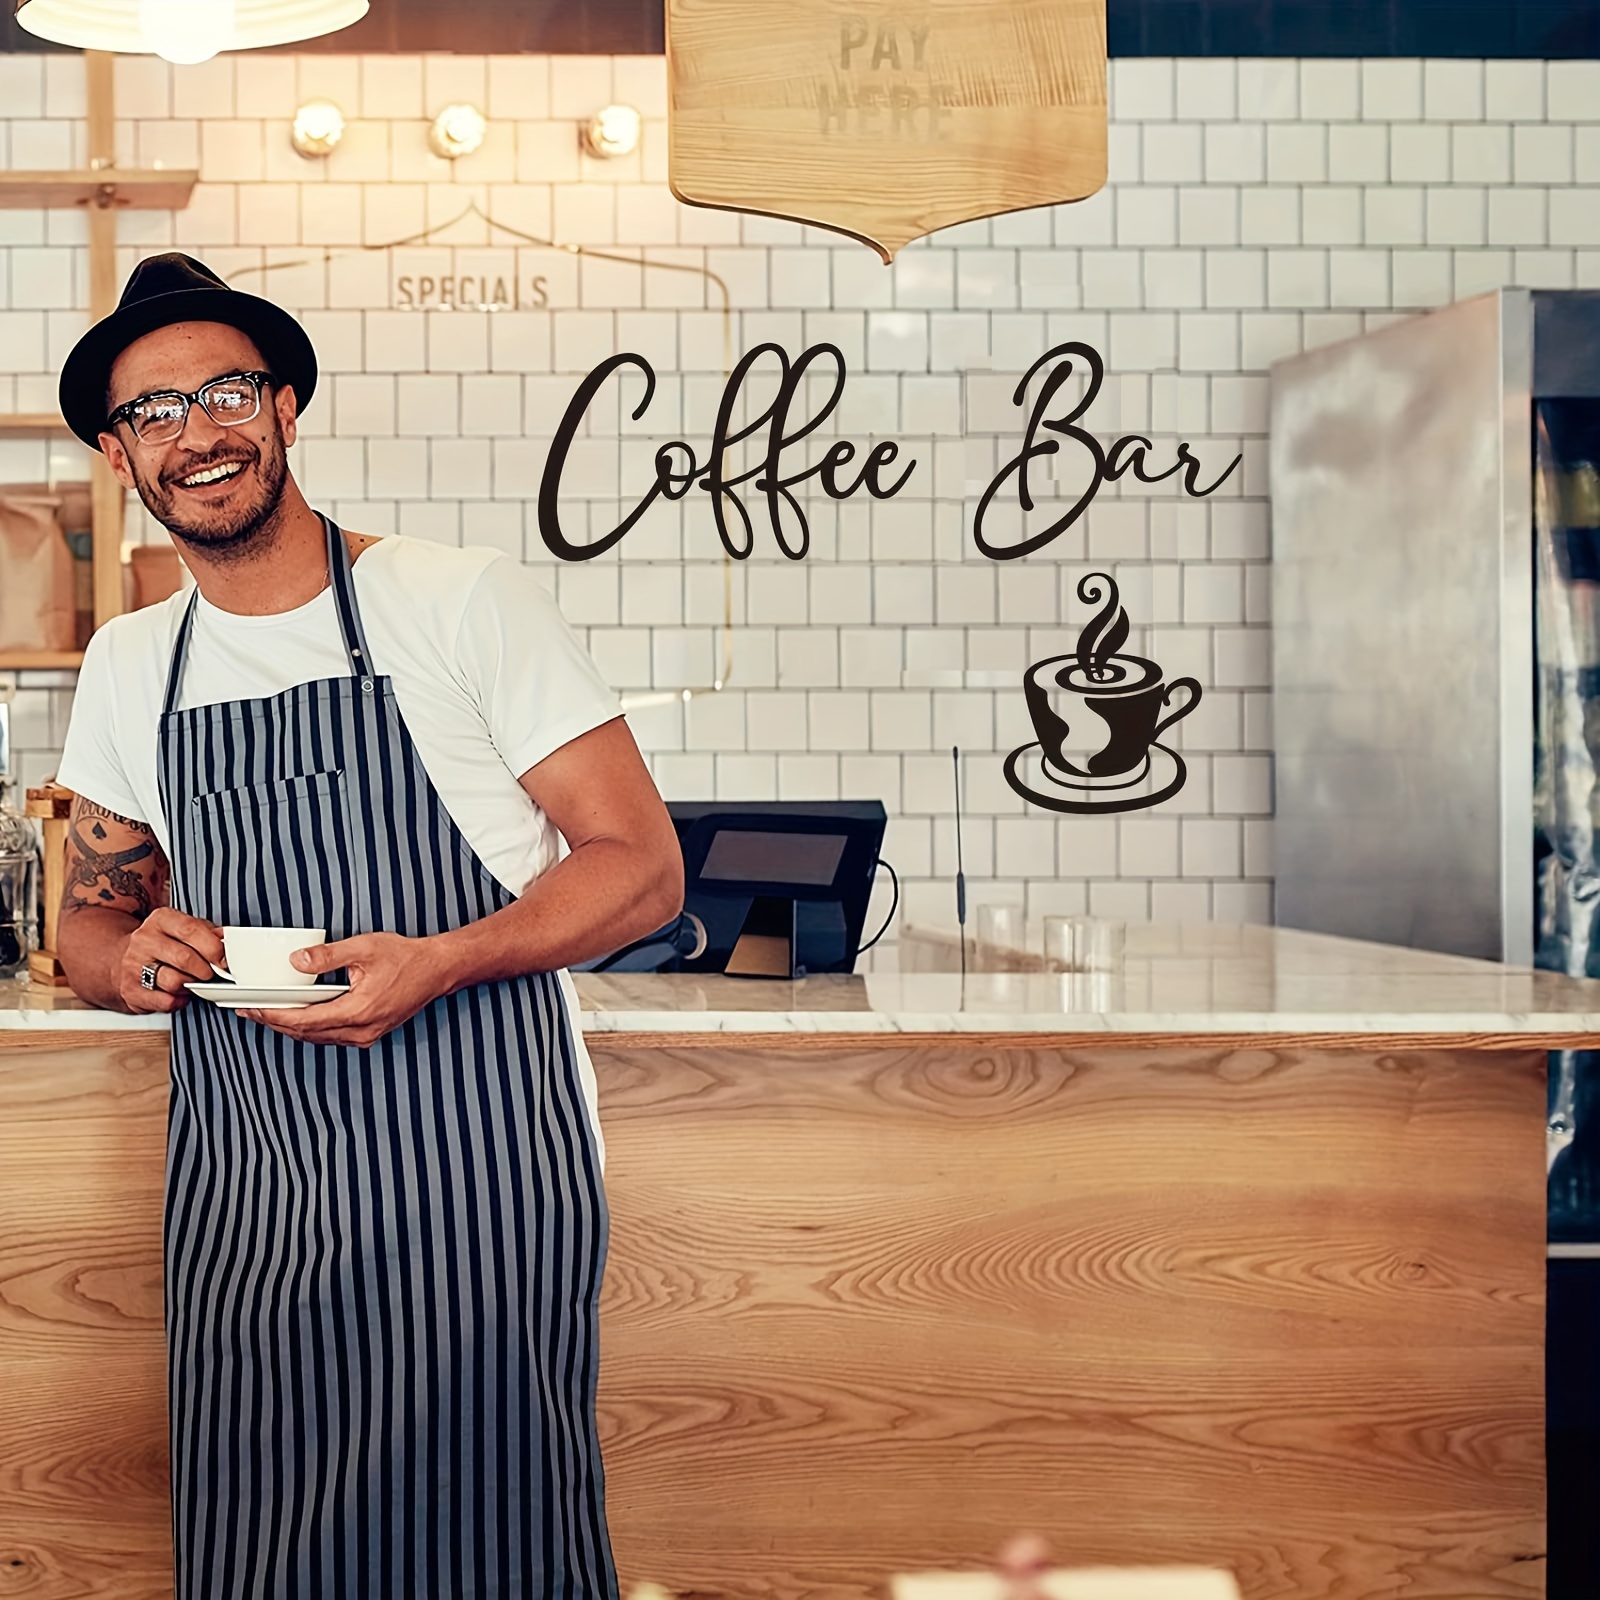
[{"x1": 1004, "y1": 573, "x2": 1202, "y2": 816}]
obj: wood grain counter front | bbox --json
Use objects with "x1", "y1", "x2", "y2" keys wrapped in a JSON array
[
  {"x1": 1, "y1": 1029, "x2": 170, "y2": 1596},
  {"x1": 0, "y1": 927, "x2": 1568, "y2": 1600},
  {"x1": 591, "y1": 1032, "x2": 1546, "y2": 1600}
]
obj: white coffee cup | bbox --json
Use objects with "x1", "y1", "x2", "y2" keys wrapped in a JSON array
[{"x1": 220, "y1": 925, "x2": 327, "y2": 987}]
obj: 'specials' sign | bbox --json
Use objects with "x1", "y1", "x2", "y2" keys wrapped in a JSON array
[
  {"x1": 666, "y1": 0, "x2": 1108, "y2": 260},
  {"x1": 394, "y1": 272, "x2": 551, "y2": 312},
  {"x1": 389, "y1": 250, "x2": 556, "y2": 311}
]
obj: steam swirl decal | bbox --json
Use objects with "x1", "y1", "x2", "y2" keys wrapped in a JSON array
[
  {"x1": 1074, "y1": 573, "x2": 1130, "y2": 683},
  {"x1": 1004, "y1": 573, "x2": 1202, "y2": 814}
]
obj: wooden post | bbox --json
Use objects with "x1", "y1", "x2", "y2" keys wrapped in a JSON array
[
  {"x1": 84, "y1": 50, "x2": 126, "y2": 630},
  {"x1": 24, "y1": 782, "x2": 74, "y2": 988}
]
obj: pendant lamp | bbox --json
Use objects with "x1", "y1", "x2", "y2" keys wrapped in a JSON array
[{"x1": 14, "y1": 0, "x2": 369, "y2": 64}]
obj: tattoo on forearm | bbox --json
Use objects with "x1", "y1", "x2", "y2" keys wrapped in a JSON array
[
  {"x1": 63, "y1": 799, "x2": 167, "y2": 919},
  {"x1": 80, "y1": 800, "x2": 148, "y2": 831}
]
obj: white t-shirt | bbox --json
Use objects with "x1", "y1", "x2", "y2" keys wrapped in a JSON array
[{"x1": 57, "y1": 534, "x2": 624, "y2": 1145}]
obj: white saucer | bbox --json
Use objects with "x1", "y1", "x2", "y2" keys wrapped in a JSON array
[{"x1": 186, "y1": 982, "x2": 350, "y2": 1010}]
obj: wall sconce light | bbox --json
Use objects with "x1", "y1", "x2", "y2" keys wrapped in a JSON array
[
  {"x1": 584, "y1": 103, "x2": 642, "y2": 160},
  {"x1": 14, "y1": 0, "x2": 368, "y2": 63},
  {"x1": 291, "y1": 100, "x2": 345, "y2": 159},
  {"x1": 428, "y1": 103, "x2": 487, "y2": 161}
]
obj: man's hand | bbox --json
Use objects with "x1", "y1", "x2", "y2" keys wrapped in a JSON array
[
  {"x1": 239, "y1": 718, "x2": 680, "y2": 1047},
  {"x1": 115, "y1": 906, "x2": 226, "y2": 1014},
  {"x1": 242, "y1": 932, "x2": 455, "y2": 1048}
]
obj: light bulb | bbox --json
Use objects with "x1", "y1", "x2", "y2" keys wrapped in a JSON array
[
  {"x1": 428, "y1": 104, "x2": 487, "y2": 161},
  {"x1": 139, "y1": 0, "x2": 235, "y2": 62},
  {"x1": 585, "y1": 104, "x2": 642, "y2": 160},
  {"x1": 291, "y1": 100, "x2": 346, "y2": 159}
]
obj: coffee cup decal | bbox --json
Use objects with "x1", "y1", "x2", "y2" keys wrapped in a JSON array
[{"x1": 1004, "y1": 573, "x2": 1202, "y2": 815}]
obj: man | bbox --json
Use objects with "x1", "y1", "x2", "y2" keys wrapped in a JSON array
[{"x1": 53, "y1": 253, "x2": 682, "y2": 1600}]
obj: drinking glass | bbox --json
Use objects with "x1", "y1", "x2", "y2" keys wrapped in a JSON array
[
  {"x1": 1059, "y1": 971, "x2": 1116, "y2": 1013},
  {"x1": 976, "y1": 903, "x2": 1025, "y2": 954},
  {"x1": 1044, "y1": 915, "x2": 1125, "y2": 973}
]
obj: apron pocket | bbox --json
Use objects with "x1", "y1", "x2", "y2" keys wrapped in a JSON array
[{"x1": 191, "y1": 769, "x2": 362, "y2": 935}]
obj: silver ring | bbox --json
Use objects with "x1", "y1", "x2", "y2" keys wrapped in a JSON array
[{"x1": 139, "y1": 961, "x2": 161, "y2": 991}]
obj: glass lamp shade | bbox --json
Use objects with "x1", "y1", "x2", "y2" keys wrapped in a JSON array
[{"x1": 14, "y1": 0, "x2": 369, "y2": 61}]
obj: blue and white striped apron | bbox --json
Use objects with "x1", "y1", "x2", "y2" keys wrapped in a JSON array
[{"x1": 155, "y1": 515, "x2": 617, "y2": 1600}]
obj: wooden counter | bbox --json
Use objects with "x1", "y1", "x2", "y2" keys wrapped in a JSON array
[{"x1": 0, "y1": 925, "x2": 1579, "y2": 1599}]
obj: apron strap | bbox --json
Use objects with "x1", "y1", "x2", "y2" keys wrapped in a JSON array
[
  {"x1": 160, "y1": 589, "x2": 202, "y2": 719},
  {"x1": 322, "y1": 513, "x2": 376, "y2": 685},
  {"x1": 161, "y1": 516, "x2": 376, "y2": 717}
]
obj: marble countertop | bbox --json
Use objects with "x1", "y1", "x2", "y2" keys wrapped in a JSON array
[{"x1": 7, "y1": 923, "x2": 1600, "y2": 1040}]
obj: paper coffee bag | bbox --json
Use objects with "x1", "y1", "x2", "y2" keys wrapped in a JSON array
[{"x1": 0, "y1": 492, "x2": 76, "y2": 653}]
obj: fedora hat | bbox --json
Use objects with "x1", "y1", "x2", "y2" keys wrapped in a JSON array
[{"x1": 59, "y1": 252, "x2": 318, "y2": 451}]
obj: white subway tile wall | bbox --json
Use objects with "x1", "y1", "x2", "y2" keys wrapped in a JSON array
[{"x1": 3, "y1": 51, "x2": 1571, "y2": 946}]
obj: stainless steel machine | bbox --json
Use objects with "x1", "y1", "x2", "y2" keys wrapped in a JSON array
[
  {"x1": 1274, "y1": 296, "x2": 1600, "y2": 1591},
  {"x1": 1272, "y1": 288, "x2": 1600, "y2": 970}
]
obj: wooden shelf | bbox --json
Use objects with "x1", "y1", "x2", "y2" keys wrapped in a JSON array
[
  {"x1": 0, "y1": 651, "x2": 85, "y2": 671},
  {"x1": 0, "y1": 169, "x2": 198, "y2": 211},
  {"x1": 0, "y1": 414, "x2": 71, "y2": 436}
]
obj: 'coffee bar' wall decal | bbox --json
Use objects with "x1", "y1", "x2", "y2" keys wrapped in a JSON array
[
  {"x1": 666, "y1": 0, "x2": 1107, "y2": 260},
  {"x1": 538, "y1": 341, "x2": 1240, "y2": 564}
]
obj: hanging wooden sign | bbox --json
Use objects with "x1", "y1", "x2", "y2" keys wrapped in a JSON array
[{"x1": 666, "y1": 0, "x2": 1107, "y2": 261}]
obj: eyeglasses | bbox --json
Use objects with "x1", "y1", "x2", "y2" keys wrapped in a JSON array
[{"x1": 106, "y1": 370, "x2": 275, "y2": 445}]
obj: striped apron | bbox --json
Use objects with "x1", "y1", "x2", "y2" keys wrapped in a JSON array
[{"x1": 155, "y1": 516, "x2": 617, "y2": 1600}]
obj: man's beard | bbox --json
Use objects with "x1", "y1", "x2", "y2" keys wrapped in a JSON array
[{"x1": 131, "y1": 426, "x2": 290, "y2": 561}]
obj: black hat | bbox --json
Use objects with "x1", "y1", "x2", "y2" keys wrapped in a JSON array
[{"x1": 59, "y1": 252, "x2": 318, "y2": 451}]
